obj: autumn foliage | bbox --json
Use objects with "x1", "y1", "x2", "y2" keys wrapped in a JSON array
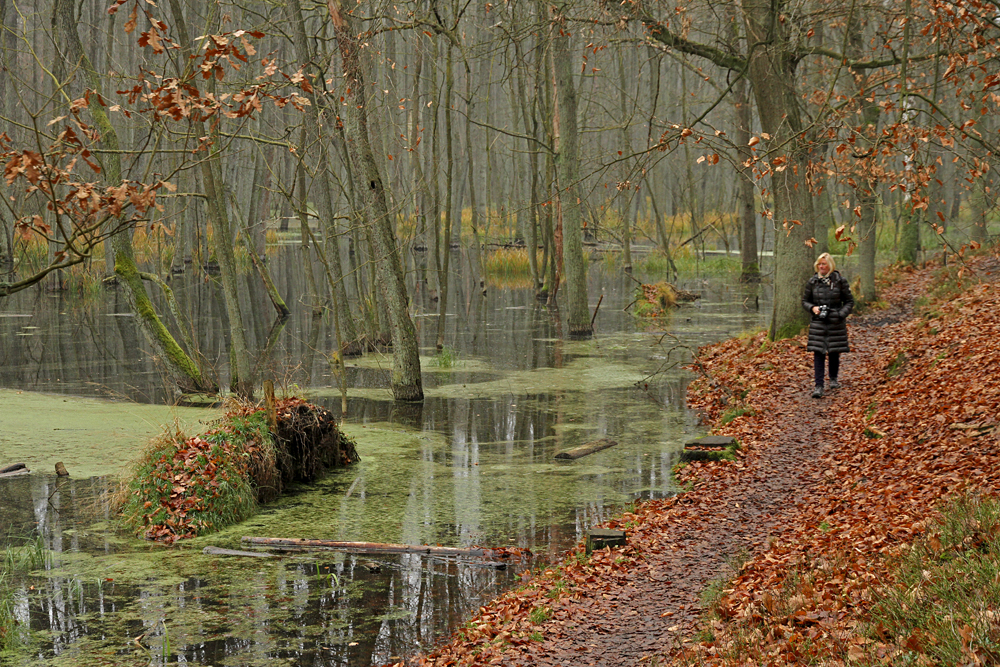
[
  {"x1": 675, "y1": 252, "x2": 1000, "y2": 665},
  {"x1": 401, "y1": 248, "x2": 1000, "y2": 667}
]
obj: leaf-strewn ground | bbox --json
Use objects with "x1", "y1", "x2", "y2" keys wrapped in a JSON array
[{"x1": 395, "y1": 249, "x2": 1000, "y2": 667}]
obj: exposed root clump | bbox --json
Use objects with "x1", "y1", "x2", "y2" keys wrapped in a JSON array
[{"x1": 115, "y1": 397, "x2": 359, "y2": 544}]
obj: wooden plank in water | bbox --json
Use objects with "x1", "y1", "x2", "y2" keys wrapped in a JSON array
[{"x1": 554, "y1": 438, "x2": 618, "y2": 460}]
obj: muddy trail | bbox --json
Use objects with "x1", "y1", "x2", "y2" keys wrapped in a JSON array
[
  {"x1": 458, "y1": 355, "x2": 876, "y2": 665},
  {"x1": 407, "y1": 356, "x2": 872, "y2": 665},
  {"x1": 409, "y1": 259, "x2": 973, "y2": 667}
]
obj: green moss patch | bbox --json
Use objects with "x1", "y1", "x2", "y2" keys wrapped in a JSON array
[{"x1": 115, "y1": 398, "x2": 359, "y2": 544}]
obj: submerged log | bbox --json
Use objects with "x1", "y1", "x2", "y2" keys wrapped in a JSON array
[
  {"x1": 0, "y1": 468, "x2": 29, "y2": 478},
  {"x1": 242, "y1": 537, "x2": 491, "y2": 557},
  {"x1": 1, "y1": 462, "x2": 27, "y2": 474},
  {"x1": 554, "y1": 438, "x2": 618, "y2": 460},
  {"x1": 203, "y1": 546, "x2": 276, "y2": 558}
]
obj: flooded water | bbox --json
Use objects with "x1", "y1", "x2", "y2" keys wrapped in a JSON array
[{"x1": 0, "y1": 248, "x2": 770, "y2": 665}]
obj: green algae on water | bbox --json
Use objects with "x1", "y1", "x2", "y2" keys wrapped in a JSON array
[{"x1": 0, "y1": 389, "x2": 221, "y2": 479}]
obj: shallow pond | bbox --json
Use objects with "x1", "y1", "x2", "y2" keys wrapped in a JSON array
[{"x1": 0, "y1": 252, "x2": 770, "y2": 665}]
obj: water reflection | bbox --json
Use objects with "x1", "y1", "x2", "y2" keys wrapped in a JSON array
[{"x1": 0, "y1": 249, "x2": 772, "y2": 665}]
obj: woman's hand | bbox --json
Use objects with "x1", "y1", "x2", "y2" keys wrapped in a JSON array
[{"x1": 812, "y1": 306, "x2": 821, "y2": 315}]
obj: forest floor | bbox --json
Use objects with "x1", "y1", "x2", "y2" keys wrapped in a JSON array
[{"x1": 399, "y1": 247, "x2": 1000, "y2": 667}]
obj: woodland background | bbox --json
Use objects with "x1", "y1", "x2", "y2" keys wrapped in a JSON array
[{"x1": 1, "y1": 0, "x2": 997, "y2": 397}]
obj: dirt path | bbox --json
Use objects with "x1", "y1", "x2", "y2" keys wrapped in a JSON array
[
  {"x1": 497, "y1": 389, "x2": 848, "y2": 665},
  {"x1": 413, "y1": 298, "x2": 917, "y2": 667},
  {"x1": 505, "y1": 297, "x2": 931, "y2": 666},
  {"x1": 410, "y1": 257, "x2": 1000, "y2": 667}
]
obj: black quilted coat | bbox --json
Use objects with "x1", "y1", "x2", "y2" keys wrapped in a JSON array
[{"x1": 802, "y1": 271, "x2": 854, "y2": 354}]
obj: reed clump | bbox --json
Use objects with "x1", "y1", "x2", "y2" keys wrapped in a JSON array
[
  {"x1": 483, "y1": 247, "x2": 537, "y2": 289},
  {"x1": 633, "y1": 281, "x2": 700, "y2": 318}
]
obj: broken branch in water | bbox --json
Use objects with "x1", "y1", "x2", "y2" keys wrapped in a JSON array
[{"x1": 553, "y1": 438, "x2": 618, "y2": 460}]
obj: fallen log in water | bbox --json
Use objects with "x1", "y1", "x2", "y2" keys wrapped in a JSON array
[
  {"x1": 203, "y1": 546, "x2": 276, "y2": 558},
  {"x1": 241, "y1": 537, "x2": 493, "y2": 557},
  {"x1": 0, "y1": 463, "x2": 29, "y2": 478},
  {"x1": 554, "y1": 438, "x2": 617, "y2": 460}
]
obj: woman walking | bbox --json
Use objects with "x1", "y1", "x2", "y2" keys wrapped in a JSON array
[{"x1": 802, "y1": 252, "x2": 854, "y2": 398}]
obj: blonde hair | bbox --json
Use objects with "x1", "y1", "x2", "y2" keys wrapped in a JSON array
[{"x1": 814, "y1": 252, "x2": 836, "y2": 273}]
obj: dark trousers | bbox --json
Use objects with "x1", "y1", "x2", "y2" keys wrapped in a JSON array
[{"x1": 814, "y1": 351, "x2": 840, "y2": 387}]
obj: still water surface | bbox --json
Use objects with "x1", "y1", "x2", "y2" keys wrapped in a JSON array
[{"x1": 0, "y1": 251, "x2": 770, "y2": 665}]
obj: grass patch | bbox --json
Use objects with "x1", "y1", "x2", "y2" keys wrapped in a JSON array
[
  {"x1": 886, "y1": 351, "x2": 908, "y2": 377},
  {"x1": 867, "y1": 494, "x2": 1000, "y2": 665},
  {"x1": 434, "y1": 346, "x2": 459, "y2": 369},
  {"x1": 720, "y1": 406, "x2": 755, "y2": 426},
  {"x1": 482, "y1": 247, "x2": 537, "y2": 289},
  {"x1": 0, "y1": 536, "x2": 47, "y2": 652},
  {"x1": 528, "y1": 606, "x2": 551, "y2": 625},
  {"x1": 672, "y1": 254, "x2": 742, "y2": 278},
  {"x1": 635, "y1": 251, "x2": 675, "y2": 275}
]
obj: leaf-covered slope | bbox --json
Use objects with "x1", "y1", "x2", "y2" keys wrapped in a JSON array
[{"x1": 401, "y1": 251, "x2": 1000, "y2": 667}]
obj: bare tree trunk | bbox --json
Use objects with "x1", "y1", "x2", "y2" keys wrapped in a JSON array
[
  {"x1": 742, "y1": 0, "x2": 816, "y2": 340},
  {"x1": 848, "y1": 14, "x2": 880, "y2": 304},
  {"x1": 287, "y1": 0, "x2": 360, "y2": 353},
  {"x1": 550, "y1": 5, "x2": 591, "y2": 337},
  {"x1": 436, "y1": 44, "x2": 455, "y2": 350},
  {"x1": 328, "y1": 0, "x2": 422, "y2": 401},
  {"x1": 464, "y1": 59, "x2": 484, "y2": 295},
  {"x1": 617, "y1": 54, "x2": 633, "y2": 271},
  {"x1": 513, "y1": 28, "x2": 542, "y2": 292},
  {"x1": 167, "y1": 0, "x2": 253, "y2": 398},
  {"x1": 297, "y1": 155, "x2": 323, "y2": 318},
  {"x1": 730, "y1": 14, "x2": 759, "y2": 283}
]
